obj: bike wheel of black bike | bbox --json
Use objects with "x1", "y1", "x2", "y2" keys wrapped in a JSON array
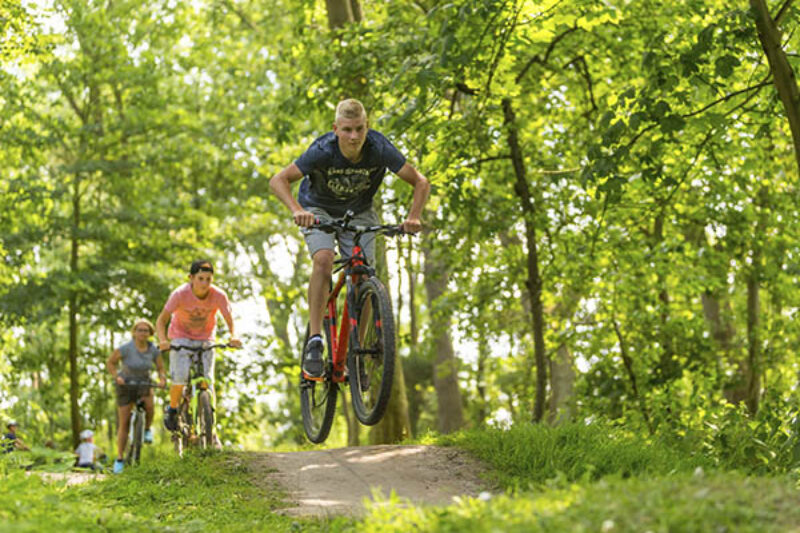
[
  {"x1": 299, "y1": 322, "x2": 338, "y2": 444},
  {"x1": 126, "y1": 410, "x2": 144, "y2": 464},
  {"x1": 348, "y1": 277, "x2": 395, "y2": 426},
  {"x1": 197, "y1": 390, "x2": 214, "y2": 449}
]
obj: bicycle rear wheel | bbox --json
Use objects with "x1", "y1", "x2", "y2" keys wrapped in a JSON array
[
  {"x1": 197, "y1": 390, "x2": 214, "y2": 449},
  {"x1": 348, "y1": 277, "x2": 395, "y2": 426},
  {"x1": 300, "y1": 322, "x2": 338, "y2": 443}
]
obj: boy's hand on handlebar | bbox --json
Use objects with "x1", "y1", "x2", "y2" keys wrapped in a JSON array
[
  {"x1": 402, "y1": 218, "x2": 422, "y2": 234},
  {"x1": 293, "y1": 209, "x2": 316, "y2": 227},
  {"x1": 229, "y1": 338, "x2": 243, "y2": 349}
]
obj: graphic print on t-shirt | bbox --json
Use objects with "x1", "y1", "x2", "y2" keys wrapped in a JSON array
[
  {"x1": 325, "y1": 167, "x2": 377, "y2": 199},
  {"x1": 185, "y1": 307, "x2": 213, "y2": 330}
]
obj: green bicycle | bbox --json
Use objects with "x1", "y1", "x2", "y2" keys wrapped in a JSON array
[{"x1": 167, "y1": 343, "x2": 238, "y2": 456}]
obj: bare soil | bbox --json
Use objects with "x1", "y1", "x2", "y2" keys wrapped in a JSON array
[
  {"x1": 28, "y1": 471, "x2": 106, "y2": 486},
  {"x1": 248, "y1": 445, "x2": 491, "y2": 517}
]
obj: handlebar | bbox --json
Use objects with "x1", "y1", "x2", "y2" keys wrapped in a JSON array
[
  {"x1": 166, "y1": 343, "x2": 241, "y2": 352},
  {"x1": 118, "y1": 378, "x2": 166, "y2": 389},
  {"x1": 311, "y1": 217, "x2": 407, "y2": 238}
]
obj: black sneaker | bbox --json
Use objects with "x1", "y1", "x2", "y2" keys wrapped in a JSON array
[
  {"x1": 303, "y1": 336, "x2": 325, "y2": 379},
  {"x1": 164, "y1": 406, "x2": 178, "y2": 431}
]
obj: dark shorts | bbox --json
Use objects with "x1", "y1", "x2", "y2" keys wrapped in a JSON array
[{"x1": 115, "y1": 383, "x2": 151, "y2": 407}]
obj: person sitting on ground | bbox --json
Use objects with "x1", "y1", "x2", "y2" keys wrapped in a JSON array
[
  {"x1": 2, "y1": 421, "x2": 30, "y2": 453},
  {"x1": 74, "y1": 430, "x2": 101, "y2": 470},
  {"x1": 156, "y1": 259, "x2": 241, "y2": 433},
  {"x1": 106, "y1": 318, "x2": 167, "y2": 474}
]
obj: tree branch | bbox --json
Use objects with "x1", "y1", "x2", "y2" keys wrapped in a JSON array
[
  {"x1": 774, "y1": 0, "x2": 793, "y2": 25},
  {"x1": 516, "y1": 26, "x2": 579, "y2": 84},
  {"x1": 683, "y1": 78, "x2": 771, "y2": 118}
]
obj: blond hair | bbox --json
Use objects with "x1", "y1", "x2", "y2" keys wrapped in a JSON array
[
  {"x1": 335, "y1": 99, "x2": 367, "y2": 122},
  {"x1": 131, "y1": 318, "x2": 155, "y2": 336}
]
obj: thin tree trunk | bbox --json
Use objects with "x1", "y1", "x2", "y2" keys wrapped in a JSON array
[
  {"x1": 69, "y1": 174, "x2": 81, "y2": 448},
  {"x1": 370, "y1": 205, "x2": 412, "y2": 443},
  {"x1": 407, "y1": 238, "x2": 418, "y2": 347},
  {"x1": 476, "y1": 334, "x2": 489, "y2": 425},
  {"x1": 613, "y1": 319, "x2": 652, "y2": 432},
  {"x1": 750, "y1": 0, "x2": 800, "y2": 175},
  {"x1": 547, "y1": 344, "x2": 575, "y2": 424},
  {"x1": 746, "y1": 271, "x2": 761, "y2": 414},
  {"x1": 423, "y1": 239, "x2": 464, "y2": 434},
  {"x1": 341, "y1": 389, "x2": 360, "y2": 446},
  {"x1": 369, "y1": 359, "x2": 412, "y2": 443},
  {"x1": 502, "y1": 97, "x2": 547, "y2": 422}
]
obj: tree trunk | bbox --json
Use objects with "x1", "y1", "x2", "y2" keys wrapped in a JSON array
[
  {"x1": 750, "y1": 0, "x2": 800, "y2": 175},
  {"x1": 422, "y1": 239, "x2": 464, "y2": 434},
  {"x1": 547, "y1": 344, "x2": 575, "y2": 424},
  {"x1": 69, "y1": 174, "x2": 81, "y2": 448},
  {"x1": 406, "y1": 238, "x2": 418, "y2": 347},
  {"x1": 746, "y1": 271, "x2": 761, "y2": 414},
  {"x1": 326, "y1": 0, "x2": 362, "y2": 28},
  {"x1": 341, "y1": 389, "x2": 360, "y2": 446},
  {"x1": 370, "y1": 205, "x2": 412, "y2": 443},
  {"x1": 502, "y1": 97, "x2": 547, "y2": 422},
  {"x1": 476, "y1": 335, "x2": 489, "y2": 425},
  {"x1": 369, "y1": 358, "x2": 412, "y2": 443},
  {"x1": 744, "y1": 186, "x2": 769, "y2": 414},
  {"x1": 652, "y1": 212, "x2": 678, "y2": 383}
]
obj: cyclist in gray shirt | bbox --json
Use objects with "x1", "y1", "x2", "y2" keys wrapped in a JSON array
[{"x1": 106, "y1": 318, "x2": 166, "y2": 473}]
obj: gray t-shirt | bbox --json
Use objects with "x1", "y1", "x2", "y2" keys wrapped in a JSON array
[{"x1": 118, "y1": 340, "x2": 159, "y2": 378}]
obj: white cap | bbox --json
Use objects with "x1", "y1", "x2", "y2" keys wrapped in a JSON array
[{"x1": 80, "y1": 429, "x2": 94, "y2": 440}]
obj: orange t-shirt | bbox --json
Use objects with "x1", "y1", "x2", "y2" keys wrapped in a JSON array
[{"x1": 163, "y1": 283, "x2": 233, "y2": 341}]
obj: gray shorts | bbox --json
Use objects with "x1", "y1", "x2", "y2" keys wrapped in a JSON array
[
  {"x1": 302, "y1": 207, "x2": 380, "y2": 263},
  {"x1": 169, "y1": 339, "x2": 215, "y2": 386}
]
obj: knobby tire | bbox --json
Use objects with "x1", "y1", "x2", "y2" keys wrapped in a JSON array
[
  {"x1": 348, "y1": 277, "x2": 395, "y2": 425},
  {"x1": 300, "y1": 321, "x2": 338, "y2": 443},
  {"x1": 127, "y1": 410, "x2": 144, "y2": 465},
  {"x1": 197, "y1": 391, "x2": 214, "y2": 449}
]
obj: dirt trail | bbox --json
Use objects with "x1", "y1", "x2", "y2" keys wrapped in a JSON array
[{"x1": 249, "y1": 445, "x2": 490, "y2": 517}]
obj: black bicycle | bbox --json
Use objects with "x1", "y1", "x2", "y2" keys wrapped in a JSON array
[
  {"x1": 167, "y1": 343, "x2": 238, "y2": 456},
  {"x1": 120, "y1": 378, "x2": 162, "y2": 465},
  {"x1": 300, "y1": 211, "x2": 407, "y2": 443}
]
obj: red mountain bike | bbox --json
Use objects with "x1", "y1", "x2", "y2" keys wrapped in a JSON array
[{"x1": 300, "y1": 211, "x2": 406, "y2": 443}]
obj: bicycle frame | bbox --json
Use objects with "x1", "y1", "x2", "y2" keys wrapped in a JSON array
[{"x1": 326, "y1": 247, "x2": 366, "y2": 383}]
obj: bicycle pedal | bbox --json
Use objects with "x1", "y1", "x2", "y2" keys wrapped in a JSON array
[{"x1": 302, "y1": 372, "x2": 325, "y2": 382}]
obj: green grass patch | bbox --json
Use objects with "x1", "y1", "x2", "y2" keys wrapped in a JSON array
[
  {"x1": 1, "y1": 450, "x2": 342, "y2": 532},
  {"x1": 432, "y1": 421, "x2": 713, "y2": 489},
  {"x1": 355, "y1": 472, "x2": 800, "y2": 533}
]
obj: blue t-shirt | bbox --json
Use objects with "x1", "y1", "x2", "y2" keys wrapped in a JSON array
[{"x1": 295, "y1": 129, "x2": 406, "y2": 217}]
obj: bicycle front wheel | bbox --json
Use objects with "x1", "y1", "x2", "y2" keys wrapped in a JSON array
[
  {"x1": 300, "y1": 322, "x2": 338, "y2": 443},
  {"x1": 348, "y1": 277, "x2": 395, "y2": 426},
  {"x1": 126, "y1": 411, "x2": 144, "y2": 465},
  {"x1": 197, "y1": 390, "x2": 214, "y2": 449}
]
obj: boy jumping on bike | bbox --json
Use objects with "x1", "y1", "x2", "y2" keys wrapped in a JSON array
[
  {"x1": 269, "y1": 98, "x2": 430, "y2": 378},
  {"x1": 156, "y1": 260, "x2": 242, "y2": 431}
]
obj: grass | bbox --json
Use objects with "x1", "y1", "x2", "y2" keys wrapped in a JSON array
[
  {"x1": 356, "y1": 472, "x2": 800, "y2": 532},
  {"x1": 0, "y1": 449, "x2": 345, "y2": 532},
  {"x1": 431, "y1": 420, "x2": 713, "y2": 489},
  {"x1": 4, "y1": 421, "x2": 800, "y2": 532}
]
